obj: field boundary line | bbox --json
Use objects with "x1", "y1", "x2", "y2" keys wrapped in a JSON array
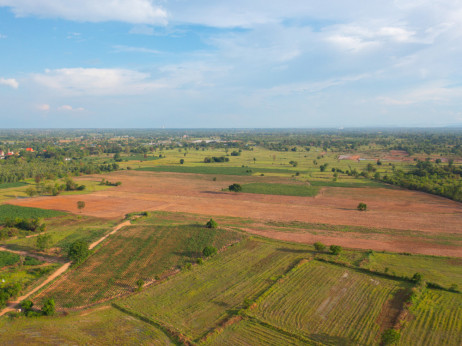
[
  {"x1": 112, "y1": 303, "x2": 193, "y2": 346},
  {"x1": 199, "y1": 258, "x2": 312, "y2": 344}
]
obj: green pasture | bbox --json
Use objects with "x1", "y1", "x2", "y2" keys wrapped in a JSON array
[
  {"x1": 0, "y1": 306, "x2": 172, "y2": 345},
  {"x1": 239, "y1": 183, "x2": 320, "y2": 197},
  {"x1": 0, "y1": 205, "x2": 65, "y2": 222},
  {"x1": 35, "y1": 222, "x2": 244, "y2": 309}
]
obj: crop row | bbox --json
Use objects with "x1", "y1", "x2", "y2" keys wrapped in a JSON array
[
  {"x1": 34, "y1": 224, "x2": 243, "y2": 309},
  {"x1": 398, "y1": 289, "x2": 462, "y2": 345},
  {"x1": 248, "y1": 261, "x2": 404, "y2": 345},
  {"x1": 116, "y1": 239, "x2": 305, "y2": 340}
]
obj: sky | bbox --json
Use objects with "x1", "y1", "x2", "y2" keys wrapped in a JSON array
[{"x1": 0, "y1": 0, "x2": 462, "y2": 128}]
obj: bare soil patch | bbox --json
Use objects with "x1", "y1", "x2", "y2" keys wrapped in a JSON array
[{"x1": 8, "y1": 170, "x2": 462, "y2": 257}]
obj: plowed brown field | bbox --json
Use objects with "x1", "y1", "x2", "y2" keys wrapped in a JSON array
[{"x1": 7, "y1": 171, "x2": 462, "y2": 257}]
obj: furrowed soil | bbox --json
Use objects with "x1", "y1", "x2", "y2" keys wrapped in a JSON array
[{"x1": 7, "y1": 170, "x2": 462, "y2": 257}]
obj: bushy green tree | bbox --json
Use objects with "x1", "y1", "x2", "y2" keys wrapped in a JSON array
[
  {"x1": 68, "y1": 240, "x2": 90, "y2": 265},
  {"x1": 202, "y1": 246, "x2": 217, "y2": 257},
  {"x1": 36, "y1": 233, "x2": 52, "y2": 251},
  {"x1": 228, "y1": 183, "x2": 242, "y2": 192},
  {"x1": 330, "y1": 245, "x2": 342, "y2": 255},
  {"x1": 314, "y1": 242, "x2": 326, "y2": 252},
  {"x1": 357, "y1": 202, "x2": 367, "y2": 211},
  {"x1": 41, "y1": 298, "x2": 55, "y2": 316},
  {"x1": 206, "y1": 218, "x2": 218, "y2": 229}
]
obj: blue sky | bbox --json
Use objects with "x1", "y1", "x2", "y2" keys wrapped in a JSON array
[{"x1": 0, "y1": 0, "x2": 461, "y2": 128}]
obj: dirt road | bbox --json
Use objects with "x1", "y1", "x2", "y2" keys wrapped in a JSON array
[{"x1": 0, "y1": 219, "x2": 131, "y2": 317}]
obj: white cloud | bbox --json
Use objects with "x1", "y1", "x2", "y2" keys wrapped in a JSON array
[
  {"x1": 0, "y1": 77, "x2": 18, "y2": 89},
  {"x1": 36, "y1": 104, "x2": 50, "y2": 111},
  {"x1": 0, "y1": 0, "x2": 167, "y2": 24},
  {"x1": 0, "y1": 33, "x2": 6, "y2": 39},
  {"x1": 58, "y1": 105, "x2": 84, "y2": 111},
  {"x1": 32, "y1": 68, "x2": 166, "y2": 96}
]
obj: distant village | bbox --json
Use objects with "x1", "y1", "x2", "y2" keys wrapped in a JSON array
[{"x1": 0, "y1": 147, "x2": 34, "y2": 159}]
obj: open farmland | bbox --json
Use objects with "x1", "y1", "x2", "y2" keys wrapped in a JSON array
[
  {"x1": 9, "y1": 169, "x2": 462, "y2": 257},
  {"x1": 115, "y1": 238, "x2": 308, "y2": 341},
  {"x1": 0, "y1": 204, "x2": 65, "y2": 222},
  {"x1": 208, "y1": 318, "x2": 306, "y2": 346},
  {"x1": 398, "y1": 290, "x2": 462, "y2": 345},
  {"x1": 33, "y1": 220, "x2": 244, "y2": 309},
  {"x1": 1, "y1": 214, "x2": 119, "y2": 258},
  {"x1": 0, "y1": 306, "x2": 172, "y2": 345},
  {"x1": 248, "y1": 261, "x2": 410, "y2": 345}
]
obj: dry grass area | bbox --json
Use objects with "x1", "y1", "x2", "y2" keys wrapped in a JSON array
[{"x1": 9, "y1": 170, "x2": 462, "y2": 257}]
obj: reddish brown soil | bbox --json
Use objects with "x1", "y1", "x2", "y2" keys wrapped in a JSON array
[{"x1": 7, "y1": 170, "x2": 462, "y2": 257}]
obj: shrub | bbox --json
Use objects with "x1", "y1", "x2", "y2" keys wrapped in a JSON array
[
  {"x1": 68, "y1": 240, "x2": 90, "y2": 265},
  {"x1": 179, "y1": 159, "x2": 184, "y2": 164},
  {"x1": 196, "y1": 258, "x2": 203, "y2": 265},
  {"x1": 136, "y1": 279, "x2": 145, "y2": 291},
  {"x1": 41, "y1": 298, "x2": 55, "y2": 316},
  {"x1": 205, "y1": 218, "x2": 218, "y2": 229},
  {"x1": 357, "y1": 202, "x2": 367, "y2": 211},
  {"x1": 36, "y1": 233, "x2": 52, "y2": 251},
  {"x1": 381, "y1": 329, "x2": 401, "y2": 345},
  {"x1": 314, "y1": 242, "x2": 326, "y2": 252},
  {"x1": 202, "y1": 246, "x2": 217, "y2": 258},
  {"x1": 228, "y1": 183, "x2": 242, "y2": 192},
  {"x1": 412, "y1": 272, "x2": 423, "y2": 284},
  {"x1": 330, "y1": 245, "x2": 342, "y2": 255}
]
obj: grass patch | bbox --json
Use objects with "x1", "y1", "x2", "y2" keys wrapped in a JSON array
[
  {"x1": 2, "y1": 215, "x2": 118, "y2": 256},
  {"x1": 308, "y1": 180, "x2": 388, "y2": 188},
  {"x1": 398, "y1": 289, "x2": 462, "y2": 345},
  {"x1": 136, "y1": 165, "x2": 297, "y2": 176},
  {"x1": 115, "y1": 239, "x2": 308, "y2": 341},
  {"x1": 0, "y1": 182, "x2": 28, "y2": 189},
  {"x1": 0, "y1": 204, "x2": 66, "y2": 222},
  {"x1": 0, "y1": 251, "x2": 20, "y2": 268},
  {"x1": 34, "y1": 223, "x2": 244, "y2": 309},
  {"x1": 240, "y1": 183, "x2": 319, "y2": 197},
  {"x1": 0, "y1": 306, "x2": 173, "y2": 344},
  {"x1": 248, "y1": 261, "x2": 409, "y2": 345},
  {"x1": 209, "y1": 318, "x2": 306, "y2": 345}
]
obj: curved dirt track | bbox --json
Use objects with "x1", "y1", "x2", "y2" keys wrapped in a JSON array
[
  {"x1": 0, "y1": 220, "x2": 131, "y2": 317},
  {"x1": 7, "y1": 170, "x2": 462, "y2": 257}
]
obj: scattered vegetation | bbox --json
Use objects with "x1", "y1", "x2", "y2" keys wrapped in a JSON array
[{"x1": 357, "y1": 202, "x2": 367, "y2": 211}]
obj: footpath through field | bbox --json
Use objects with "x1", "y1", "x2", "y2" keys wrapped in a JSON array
[{"x1": 0, "y1": 219, "x2": 131, "y2": 317}]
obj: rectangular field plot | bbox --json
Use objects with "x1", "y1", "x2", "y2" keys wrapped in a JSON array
[
  {"x1": 249, "y1": 261, "x2": 408, "y2": 345},
  {"x1": 398, "y1": 290, "x2": 462, "y2": 346},
  {"x1": 0, "y1": 306, "x2": 173, "y2": 345},
  {"x1": 33, "y1": 224, "x2": 243, "y2": 309},
  {"x1": 208, "y1": 318, "x2": 306, "y2": 346},
  {"x1": 116, "y1": 239, "x2": 307, "y2": 340}
]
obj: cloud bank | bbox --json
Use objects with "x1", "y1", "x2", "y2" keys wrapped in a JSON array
[{"x1": 0, "y1": 0, "x2": 167, "y2": 24}]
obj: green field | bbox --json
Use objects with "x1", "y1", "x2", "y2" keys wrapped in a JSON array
[
  {"x1": 115, "y1": 239, "x2": 306, "y2": 341},
  {"x1": 249, "y1": 261, "x2": 408, "y2": 345},
  {"x1": 0, "y1": 251, "x2": 20, "y2": 268},
  {"x1": 365, "y1": 252, "x2": 462, "y2": 289},
  {"x1": 136, "y1": 165, "x2": 298, "y2": 176},
  {"x1": 0, "y1": 306, "x2": 172, "y2": 345},
  {"x1": 398, "y1": 289, "x2": 462, "y2": 345},
  {"x1": 240, "y1": 183, "x2": 319, "y2": 197},
  {"x1": 0, "y1": 204, "x2": 65, "y2": 222},
  {"x1": 34, "y1": 222, "x2": 244, "y2": 309},
  {"x1": 1, "y1": 215, "x2": 118, "y2": 257},
  {"x1": 0, "y1": 182, "x2": 28, "y2": 189},
  {"x1": 208, "y1": 318, "x2": 306, "y2": 345}
]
